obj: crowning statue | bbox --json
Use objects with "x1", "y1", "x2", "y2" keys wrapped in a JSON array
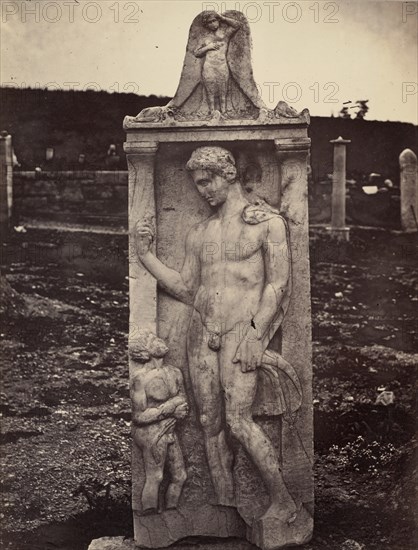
[
  {"x1": 131, "y1": 11, "x2": 308, "y2": 123},
  {"x1": 125, "y1": 8, "x2": 313, "y2": 550},
  {"x1": 167, "y1": 10, "x2": 265, "y2": 118},
  {"x1": 190, "y1": 12, "x2": 241, "y2": 114}
]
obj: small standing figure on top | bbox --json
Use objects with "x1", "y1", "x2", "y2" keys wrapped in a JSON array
[{"x1": 194, "y1": 12, "x2": 241, "y2": 114}]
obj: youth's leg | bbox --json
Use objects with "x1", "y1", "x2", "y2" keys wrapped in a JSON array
[
  {"x1": 221, "y1": 335, "x2": 296, "y2": 521},
  {"x1": 187, "y1": 315, "x2": 235, "y2": 505}
]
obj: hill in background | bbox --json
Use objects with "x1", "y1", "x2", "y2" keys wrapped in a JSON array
[{"x1": 1, "y1": 87, "x2": 417, "y2": 183}]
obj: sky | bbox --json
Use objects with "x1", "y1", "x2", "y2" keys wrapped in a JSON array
[{"x1": 1, "y1": 0, "x2": 417, "y2": 123}]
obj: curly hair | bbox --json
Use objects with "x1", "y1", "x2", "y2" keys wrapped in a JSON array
[
  {"x1": 201, "y1": 11, "x2": 219, "y2": 27},
  {"x1": 129, "y1": 329, "x2": 169, "y2": 363},
  {"x1": 186, "y1": 146, "x2": 237, "y2": 181}
]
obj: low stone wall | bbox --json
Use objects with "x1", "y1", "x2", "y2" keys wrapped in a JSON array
[
  {"x1": 12, "y1": 170, "x2": 401, "y2": 230},
  {"x1": 13, "y1": 171, "x2": 128, "y2": 227},
  {"x1": 308, "y1": 186, "x2": 401, "y2": 228}
]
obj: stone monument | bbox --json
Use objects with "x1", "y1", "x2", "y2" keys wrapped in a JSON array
[
  {"x1": 327, "y1": 136, "x2": 350, "y2": 241},
  {"x1": 124, "y1": 10, "x2": 313, "y2": 550},
  {"x1": 399, "y1": 148, "x2": 418, "y2": 232},
  {"x1": 0, "y1": 131, "x2": 13, "y2": 234}
]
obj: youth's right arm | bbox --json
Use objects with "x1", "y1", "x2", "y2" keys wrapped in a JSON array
[{"x1": 135, "y1": 222, "x2": 200, "y2": 304}]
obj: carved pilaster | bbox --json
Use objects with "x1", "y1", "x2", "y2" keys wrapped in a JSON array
[
  {"x1": 127, "y1": 142, "x2": 159, "y2": 344},
  {"x1": 273, "y1": 138, "x2": 313, "y2": 509},
  {"x1": 126, "y1": 142, "x2": 160, "y2": 520},
  {"x1": 274, "y1": 137, "x2": 310, "y2": 230}
]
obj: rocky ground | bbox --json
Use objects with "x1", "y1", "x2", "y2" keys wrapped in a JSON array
[{"x1": 0, "y1": 227, "x2": 417, "y2": 550}]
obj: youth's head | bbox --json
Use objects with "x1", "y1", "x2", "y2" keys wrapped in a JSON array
[
  {"x1": 129, "y1": 330, "x2": 169, "y2": 363},
  {"x1": 202, "y1": 11, "x2": 220, "y2": 31},
  {"x1": 186, "y1": 146, "x2": 237, "y2": 207}
]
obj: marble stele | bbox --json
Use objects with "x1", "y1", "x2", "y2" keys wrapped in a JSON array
[{"x1": 124, "y1": 10, "x2": 313, "y2": 550}]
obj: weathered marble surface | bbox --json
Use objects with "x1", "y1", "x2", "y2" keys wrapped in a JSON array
[
  {"x1": 125, "y1": 135, "x2": 313, "y2": 549},
  {"x1": 327, "y1": 136, "x2": 351, "y2": 241},
  {"x1": 124, "y1": 9, "x2": 313, "y2": 550},
  {"x1": 88, "y1": 538, "x2": 136, "y2": 550},
  {"x1": 399, "y1": 148, "x2": 418, "y2": 232},
  {"x1": 130, "y1": 331, "x2": 188, "y2": 515},
  {"x1": 135, "y1": 504, "x2": 246, "y2": 547},
  {"x1": 252, "y1": 504, "x2": 313, "y2": 549},
  {"x1": 125, "y1": 10, "x2": 308, "y2": 127},
  {"x1": 124, "y1": 109, "x2": 310, "y2": 128}
]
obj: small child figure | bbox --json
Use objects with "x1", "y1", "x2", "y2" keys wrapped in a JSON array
[
  {"x1": 194, "y1": 11, "x2": 241, "y2": 114},
  {"x1": 130, "y1": 330, "x2": 188, "y2": 514}
]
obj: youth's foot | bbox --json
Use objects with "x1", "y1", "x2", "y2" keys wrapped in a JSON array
[
  {"x1": 213, "y1": 490, "x2": 236, "y2": 508},
  {"x1": 260, "y1": 499, "x2": 298, "y2": 524},
  {"x1": 141, "y1": 506, "x2": 158, "y2": 516},
  {"x1": 216, "y1": 497, "x2": 236, "y2": 507},
  {"x1": 210, "y1": 110, "x2": 222, "y2": 120}
]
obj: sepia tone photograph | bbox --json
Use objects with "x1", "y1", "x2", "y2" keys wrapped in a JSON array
[{"x1": 0, "y1": 1, "x2": 417, "y2": 549}]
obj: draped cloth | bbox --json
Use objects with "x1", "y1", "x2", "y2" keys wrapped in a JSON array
[{"x1": 242, "y1": 200, "x2": 302, "y2": 417}]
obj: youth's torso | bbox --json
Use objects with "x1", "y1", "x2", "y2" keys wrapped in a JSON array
[{"x1": 193, "y1": 214, "x2": 266, "y2": 329}]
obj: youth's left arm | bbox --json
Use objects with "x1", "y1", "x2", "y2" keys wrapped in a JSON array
[
  {"x1": 233, "y1": 217, "x2": 290, "y2": 372},
  {"x1": 252, "y1": 216, "x2": 290, "y2": 337}
]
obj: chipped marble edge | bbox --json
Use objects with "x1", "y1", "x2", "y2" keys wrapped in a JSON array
[
  {"x1": 87, "y1": 536, "x2": 136, "y2": 550},
  {"x1": 123, "y1": 109, "x2": 310, "y2": 130}
]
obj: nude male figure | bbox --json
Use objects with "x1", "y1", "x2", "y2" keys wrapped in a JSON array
[
  {"x1": 130, "y1": 331, "x2": 188, "y2": 514},
  {"x1": 135, "y1": 146, "x2": 296, "y2": 522},
  {"x1": 194, "y1": 12, "x2": 241, "y2": 114}
]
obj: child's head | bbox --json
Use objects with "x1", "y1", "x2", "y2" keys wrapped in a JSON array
[
  {"x1": 202, "y1": 11, "x2": 220, "y2": 30},
  {"x1": 129, "y1": 329, "x2": 169, "y2": 363}
]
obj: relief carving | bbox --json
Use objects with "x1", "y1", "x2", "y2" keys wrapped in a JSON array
[
  {"x1": 130, "y1": 330, "x2": 188, "y2": 514},
  {"x1": 167, "y1": 11, "x2": 264, "y2": 119},
  {"x1": 191, "y1": 12, "x2": 243, "y2": 115},
  {"x1": 125, "y1": 8, "x2": 313, "y2": 547},
  {"x1": 134, "y1": 146, "x2": 304, "y2": 526},
  {"x1": 126, "y1": 10, "x2": 310, "y2": 126}
]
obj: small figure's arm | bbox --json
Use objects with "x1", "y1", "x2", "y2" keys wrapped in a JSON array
[
  {"x1": 218, "y1": 13, "x2": 241, "y2": 32},
  {"x1": 172, "y1": 367, "x2": 189, "y2": 420},
  {"x1": 194, "y1": 42, "x2": 220, "y2": 58},
  {"x1": 131, "y1": 375, "x2": 185, "y2": 427},
  {"x1": 194, "y1": 14, "x2": 240, "y2": 57}
]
